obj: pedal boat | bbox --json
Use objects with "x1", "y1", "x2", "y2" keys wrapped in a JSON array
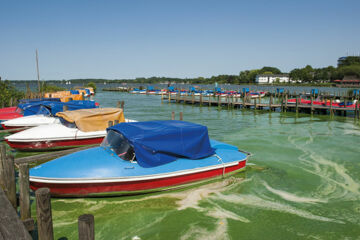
[
  {"x1": 29, "y1": 120, "x2": 250, "y2": 197},
  {"x1": 1, "y1": 100, "x2": 98, "y2": 130},
  {"x1": 5, "y1": 108, "x2": 132, "y2": 151}
]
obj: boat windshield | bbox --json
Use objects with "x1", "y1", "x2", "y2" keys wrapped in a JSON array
[{"x1": 101, "y1": 130, "x2": 135, "y2": 161}]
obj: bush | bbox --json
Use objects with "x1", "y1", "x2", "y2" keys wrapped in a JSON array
[
  {"x1": 86, "y1": 82, "x2": 97, "y2": 92},
  {"x1": 0, "y1": 80, "x2": 24, "y2": 107}
]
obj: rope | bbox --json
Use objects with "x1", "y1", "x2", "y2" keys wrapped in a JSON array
[{"x1": 215, "y1": 154, "x2": 226, "y2": 178}]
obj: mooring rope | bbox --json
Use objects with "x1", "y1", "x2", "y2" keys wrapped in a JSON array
[{"x1": 215, "y1": 154, "x2": 226, "y2": 178}]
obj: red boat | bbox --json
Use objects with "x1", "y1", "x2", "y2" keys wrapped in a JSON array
[{"x1": 287, "y1": 98, "x2": 357, "y2": 108}]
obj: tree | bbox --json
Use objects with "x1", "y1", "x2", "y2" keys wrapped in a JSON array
[{"x1": 259, "y1": 66, "x2": 282, "y2": 74}]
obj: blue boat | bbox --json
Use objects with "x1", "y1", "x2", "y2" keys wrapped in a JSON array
[{"x1": 29, "y1": 120, "x2": 250, "y2": 197}]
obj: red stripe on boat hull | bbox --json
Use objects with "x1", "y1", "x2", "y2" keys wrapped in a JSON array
[
  {"x1": 5, "y1": 137, "x2": 104, "y2": 151},
  {"x1": 30, "y1": 160, "x2": 247, "y2": 197}
]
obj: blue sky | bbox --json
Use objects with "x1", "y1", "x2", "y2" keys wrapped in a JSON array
[{"x1": 0, "y1": 0, "x2": 359, "y2": 80}]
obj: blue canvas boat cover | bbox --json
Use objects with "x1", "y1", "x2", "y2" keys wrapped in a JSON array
[
  {"x1": 70, "y1": 90, "x2": 80, "y2": 94},
  {"x1": 18, "y1": 98, "x2": 61, "y2": 109},
  {"x1": 22, "y1": 100, "x2": 97, "y2": 116},
  {"x1": 108, "y1": 120, "x2": 215, "y2": 168}
]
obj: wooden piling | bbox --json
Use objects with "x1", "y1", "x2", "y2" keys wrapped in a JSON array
[
  {"x1": 179, "y1": 112, "x2": 183, "y2": 121},
  {"x1": 269, "y1": 95, "x2": 273, "y2": 111},
  {"x1": 285, "y1": 94, "x2": 288, "y2": 112},
  {"x1": 117, "y1": 101, "x2": 121, "y2": 108},
  {"x1": 218, "y1": 96, "x2": 221, "y2": 108},
  {"x1": 19, "y1": 163, "x2": 31, "y2": 221},
  {"x1": 330, "y1": 99, "x2": 333, "y2": 117},
  {"x1": 171, "y1": 112, "x2": 175, "y2": 120},
  {"x1": 310, "y1": 96, "x2": 314, "y2": 114},
  {"x1": 295, "y1": 97, "x2": 299, "y2": 114},
  {"x1": 200, "y1": 94, "x2": 203, "y2": 106},
  {"x1": 78, "y1": 214, "x2": 95, "y2": 240},
  {"x1": 0, "y1": 145, "x2": 17, "y2": 209},
  {"x1": 192, "y1": 93, "x2": 195, "y2": 104},
  {"x1": 35, "y1": 188, "x2": 54, "y2": 240}
]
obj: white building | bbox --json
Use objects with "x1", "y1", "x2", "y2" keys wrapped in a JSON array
[{"x1": 255, "y1": 74, "x2": 290, "y2": 84}]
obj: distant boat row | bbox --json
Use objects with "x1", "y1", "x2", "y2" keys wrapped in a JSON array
[{"x1": 129, "y1": 86, "x2": 266, "y2": 98}]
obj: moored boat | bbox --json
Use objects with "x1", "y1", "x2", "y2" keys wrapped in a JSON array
[
  {"x1": 29, "y1": 120, "x2": 250, "y2": 197},
  {"x1": 5, "y1": 108, "x2": 133, "y2": 151},
  {"x1": 1, "y1": 100, "x2": 98, "y2": 130}
]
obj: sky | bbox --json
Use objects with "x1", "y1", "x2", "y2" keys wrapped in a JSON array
[{"x1": 0, "y1": 0, "x2": 359, "y2": 80}]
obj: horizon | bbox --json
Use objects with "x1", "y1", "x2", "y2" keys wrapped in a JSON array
[{"x1": 1, "y1": 0, "x2": 359, "y2": 80}]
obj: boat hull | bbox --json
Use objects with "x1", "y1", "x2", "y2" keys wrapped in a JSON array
[
  {"x1": 5, "y1": 137, "x2": 104, "y2": 151},
  {"x1": 30, "y1": 160, "x2": 247, "y2": 197}
]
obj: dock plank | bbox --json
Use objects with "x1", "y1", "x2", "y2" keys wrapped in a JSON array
[{"x1": 0, "y1": 188, "x2": 32, "y2": 240}]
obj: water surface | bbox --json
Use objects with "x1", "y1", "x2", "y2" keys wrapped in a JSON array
[{"x1": 32, "y1": 91, "x2": 360, "y2": 239}]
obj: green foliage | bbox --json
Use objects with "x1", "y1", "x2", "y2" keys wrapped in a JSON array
[
  {"x1": 259, "y1": 66, "x2": 282, "y2": 74},
  {"x1": 338, "y1": 65, "x2": 360, "y2": 78},
  {"x1": 40, "y1": 82, "x2": 66, "y2": 92},
  {"x1": 86, "y1": 82, "x2": 97, "y2": 92},
  {"x1": 338, "y1": 56, "x2": 360, "y2": 67},
  {"x1": 0, "y1": 80, "x2": 24, "y2": 107}
]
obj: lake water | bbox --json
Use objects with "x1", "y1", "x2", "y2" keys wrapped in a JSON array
[{"x1": 29, "y1": 90, "x2": 360, "y2": 239}]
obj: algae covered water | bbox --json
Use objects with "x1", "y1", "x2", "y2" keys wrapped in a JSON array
[{"x1": 34, "y1": 91, "x2": 360, "y2": 239}]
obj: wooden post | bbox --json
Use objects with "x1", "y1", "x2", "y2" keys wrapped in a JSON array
[
  {"x1": 78, "y1": 214, "x2": 95, "y2": 240},
  {"x1": 254, "y1": 97, "x2": 257, "y2": 109},
  {"x1": 0, "y1": 145, "x2": 16, "y2": 209},
  {"x1": 269, "y1": 94, "x2": 273, "y2": 111},
  {"x1": 108, "y1": 121, "x2": 113, "y2": 127},
  {"x1": 192, "y1": 93, "x2": 195, "y2": 104},
  {"x1": 285, "y1": 94, "x2": 288, "y2": 112},
  {"x1": 295, "y1": 97, "x2": 299, "y2": 114},
  {"x1": 19, "y1": 163, "x2": 31, "y2": 220},
  {"x1": 218, "y1": 95, "x2": 221, "y2": 108},
  {"x1": 330, "y1": 98, "x2": 333, "y2": 117},
  {"x1": 168, "y1": 92, "x2": 171, "y2": 103},
  {"x1": 117, "y1": 101, "x2": 121, "y2": 108},
  {"x1": 355, "y1": 101, "x2": 359, "y2": 120},
  {"x1": 208, "y1": 95, "x2": 211, "y2": 106},
  {"x1": 176, "y1": 92, "x2": 180, "y2": 103},
  {"x1": 179, "y1": 112, "x2": 183, "y2": 121},
  {"x1": 280, "y1": 94, "x2": 284, "y2": 112},
  {"x1": 161, "y1": 92, "x2": 163, "y2": 103},
  {"x1": 121, "y1": 101, "x2": 124, "y2": 110},
  {"x1": 171, "y1": 112, "x2": 175, "y2": 120},
  {"x1": 35, "y1": 188, "x2": 54, "y2": 240},
  {"x1": 200, "y1": 94, "x2": 203, "y2": 106},
  {"x1": 311, "y1": 96, "x2": 314, "y2": 114}
]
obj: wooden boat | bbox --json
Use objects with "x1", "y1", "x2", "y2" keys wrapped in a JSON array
[
  {"x1": 29, "y1": 120, "x2": 250, "y2": 197},
  {"x1": 5, "y1": 108, "x2": 133, "y2": 151},
  {"x1": 1, "y1": 100, "x2": 98, "y2": 130}
]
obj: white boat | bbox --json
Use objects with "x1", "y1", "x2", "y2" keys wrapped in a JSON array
[
  {"x1": 5, "y1": 108, "x2": 135, "y2": 151},
  {"x1": 2, "y1": 115, "x2": 60, "y2": 130}
]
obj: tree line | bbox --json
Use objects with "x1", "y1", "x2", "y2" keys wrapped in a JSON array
[{"x1": 9, "y1": 57, "x2": 360, "y2": 86}]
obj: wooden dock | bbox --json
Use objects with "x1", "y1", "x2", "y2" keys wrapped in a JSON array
[{"x1": 162, "y1": 93, "x2": 360, "y2": 119}]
